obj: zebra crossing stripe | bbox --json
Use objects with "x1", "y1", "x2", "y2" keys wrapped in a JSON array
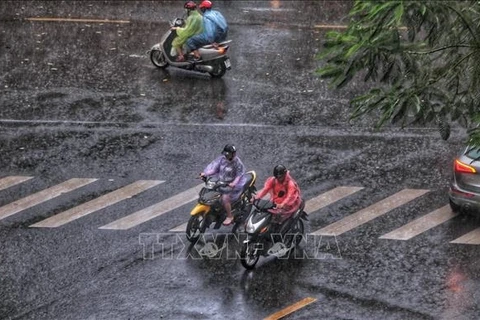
[
  {"x1": 99, "y1": 184, "x2": 204, "y2": 230},
  {"x1": 450, "y1": 228, "x2": 480, "y2": 245},
  {"x1": 305, "y1": 186, "x2": 364, "y2": 214},
  {"x1": 170, "y1": 222, "x2": 187, "y2": 232},
  {"x1": 311, "y1": 189, "x2": 430, "y2": 236},
  {"x1": 0, "y1": 178, "x2": 98, "y2": 221},
  {"x1": 169, "y1": 186, "x2": 363, "y2": 233},
  {"x1": 0, "y1": 176, "x2": 34, "y2": 191},
  {"x1": 379, "y1": 205, "x2": 457, "y2": 240},
  {"x1": 30, "y1": 180, "x2": 163, "y2": 228}
]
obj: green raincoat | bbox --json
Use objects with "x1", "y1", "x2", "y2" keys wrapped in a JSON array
[{"x1": 172, "y1": 10, "x2": 203, "y2": 50}]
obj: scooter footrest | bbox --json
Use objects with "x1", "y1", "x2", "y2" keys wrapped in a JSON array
[{"x1": 213, "y1": 220, "x2": 222, "y2": 229}]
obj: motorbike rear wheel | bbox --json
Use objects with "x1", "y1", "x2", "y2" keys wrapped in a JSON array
[
  {"x1": 240, "y1": 242, "x2": 260, "y2": 269},
  {"x1": 284, "y1": 218, "x2": 305, "y2": 248},
  {"x1": 150, "y1": 50, "x2": 168, "y2": 68},
  {"x1": 186, "y1": 214, "x2": 207, "y2": 243},
  {"x1": 231, "y1": 221, "x2": 241, "y2": 235},
  {"x1": 208, "y1": 61, "x2": 227, "y2": 78}
]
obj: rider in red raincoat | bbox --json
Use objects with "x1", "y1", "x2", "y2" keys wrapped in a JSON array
[{"x1": 254, "y1": 165, "x2": 302, "y2": 223}]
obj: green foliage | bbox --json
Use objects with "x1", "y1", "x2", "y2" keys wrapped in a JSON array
[{"x1": 316, "y1": 0, "x2": 480, "y2": 144}]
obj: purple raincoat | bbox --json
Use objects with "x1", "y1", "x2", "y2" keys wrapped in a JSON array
[{"x1": 203, "y1": 155, "x2": 246, "y2": 201}]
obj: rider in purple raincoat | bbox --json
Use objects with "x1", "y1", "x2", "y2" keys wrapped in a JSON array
[{"x1": 200, "y1": 144, "x2": 245, "y2": 226}]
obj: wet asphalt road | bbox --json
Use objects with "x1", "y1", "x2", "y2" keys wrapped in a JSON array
[{"x1": 1, "y1": 1, "x2": 480, "y2": 319}]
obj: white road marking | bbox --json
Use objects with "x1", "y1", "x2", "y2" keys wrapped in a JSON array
[
  {"x1": 450, "y1": 228, "x2": 480, "y2": 245},
  {"x1": 241, "y1": 7, "x2": 297, "y2": 12},
  {"x1": 0, "y1": 120, "x2": 439, "y2": 138},
  {"x1": 314, "y1": 24, "x2": 348, "y2": 29},
  {"x1": 30, "y1": 180, "x2": 162, "y2": 228},
  {"x1": 26, "y1": 17, "x2": 130, "y2": 24},
  {"x1": 170, "y1": 222, "x2": 187, "y2": 232},
  {"x1": 4, "y1": 175, "x2": 465, "y2": 244},
  {"x1": 99, "y1": 184, "x2": 203, "y2": 230},
  {"x1": 305, "y1": 186, "x2": 364, "y2": 214},
  {"x1": 0, "y1": 176, "x2": 34, "y2": 191},
  {"x1": 311, "y1": 189, "x2": 430, "y2": 236},
  {"x1": 0, "y1": 178, "x2": 97, "y2": 221},
  {"x1": 379, "y1": 205, "x2": 457, "y2": 240}
]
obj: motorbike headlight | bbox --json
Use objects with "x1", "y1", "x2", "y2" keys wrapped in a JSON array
[
  {"x1": 205, "y1": 199, "x2": 215, "y2": 205},
  {"x1": 246, "y1": 223, "x2": 255, "y2": 233}
]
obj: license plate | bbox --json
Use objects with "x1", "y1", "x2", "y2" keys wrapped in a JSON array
[{"x1": 224, "y1": 59, "x2": 231, "y2": 69}]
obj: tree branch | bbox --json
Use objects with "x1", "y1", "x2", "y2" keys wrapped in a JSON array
[
  {"x1": 446, "y1": 4, "x2": 479, "y2": 44},
  {"x1": 407, "y1": 44, "x2": 475, "y2": 55}
]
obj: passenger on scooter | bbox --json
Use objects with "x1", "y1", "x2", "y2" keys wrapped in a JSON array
[
  {"x1": 200, "y1": 144, "x2": 246, "y2": 226},
  {"x1": 253, "y1": 165, "x2": 302, "y2": 224},
  {"x1": 186, "y1": 0, "x2": 229, "y2": 60},
  {"x1": 171, "y1": 1, "x2": 203, "y2": 62}
]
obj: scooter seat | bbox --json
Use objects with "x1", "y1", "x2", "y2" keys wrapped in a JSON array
[{"x1": 201, "y1": 40, "x2": 232, "y2": 49}]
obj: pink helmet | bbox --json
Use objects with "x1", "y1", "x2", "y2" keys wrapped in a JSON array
[
  {"x1": 199, "y1": 0, "x2": 212, "y2": 10},
  {"x1": 184, "y1": 1, "x2": 197, "y2": 10}
]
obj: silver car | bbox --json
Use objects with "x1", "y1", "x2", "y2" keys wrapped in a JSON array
[{"x1": 449, "y1": 146, "x2": 480, "y2": 214}]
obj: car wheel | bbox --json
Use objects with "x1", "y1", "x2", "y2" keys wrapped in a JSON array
[{"x1": 449, "y1": 199, "x2": 463, "y2": 214}]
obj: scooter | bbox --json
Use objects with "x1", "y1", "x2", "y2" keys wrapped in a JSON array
[
  {"x1": 149, "y1": 17, "x2": 232, "y2": 78},
  {"x1": 186, "y1": 171, "x2": 257, "y2": 243},
  {"x1": 240, "y1": 199, "x2": 308, "y2": 270}
]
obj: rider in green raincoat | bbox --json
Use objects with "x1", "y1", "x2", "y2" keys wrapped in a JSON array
[{"x1": 172, "y1": 1, "x2": 203, "y2": 62}]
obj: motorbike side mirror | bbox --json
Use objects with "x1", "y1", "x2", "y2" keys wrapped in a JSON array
[{"x1": 174, "y1": 18, "x2": 184, "y2": 27}]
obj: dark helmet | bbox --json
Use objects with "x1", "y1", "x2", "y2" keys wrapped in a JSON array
[
  {"x1": 199, "y1": 0, "x2": 213, "y2": 10},
  {"x1": 184, "y1": 1, "x2": 197, "y2": 10},
  {"x1": 273, "y1": 165, "x2": 287, "y2": 178},
  {"x1": 222, "y1": 144, "x2": 236, "y2": 158}
]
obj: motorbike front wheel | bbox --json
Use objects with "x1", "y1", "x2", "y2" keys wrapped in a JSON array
[
  {"x1": 231, "y1": 208, "x2": 248, "y2": 234},
  {"x1": 150, "y1": 50, "x2": 168, "y2": 68},
  {"x1": 240, "y1": 242, "x2": 260, "y2": 269},
  {"x1": 208, "y1": 61, "x2": 227, "y2": 78},
  {"x1": 186, "y1": 214, "x2": 207, "y2": 243}
]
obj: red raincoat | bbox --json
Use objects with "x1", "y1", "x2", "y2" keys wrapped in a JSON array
[{"x1": 255, "y1": 171, "x2": 302, "y2": 218}]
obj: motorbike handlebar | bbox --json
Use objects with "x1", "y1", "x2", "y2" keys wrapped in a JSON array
[
  {"x1": 215, "y1": 181, "x2": 229, "y2": 189},
  {"x1": 197, "y1": 174, "x2": 209, "y2": 184},
  {"x1": 252, "y1": 198, "x2": 276, "y2": 210},
  {"x1": 197, "y1": 175, "x2": 230, "y2": 188}
]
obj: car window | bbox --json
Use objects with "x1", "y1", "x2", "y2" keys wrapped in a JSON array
[{"x1": 465, "y1": 146, "x2": 480, "y2": 159}]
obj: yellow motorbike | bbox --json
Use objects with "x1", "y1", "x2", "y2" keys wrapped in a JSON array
[{"x1": 186, "y1": 171, "x2": 257, "y2": 243}]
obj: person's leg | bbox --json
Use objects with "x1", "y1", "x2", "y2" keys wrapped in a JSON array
[
  {"x1": 177, "y1": 51, "x2": 185, "y2": 61},
  {"x1": 186, "y1": 34, "x2": 209, "y2": 60},
  {"x1": 222, "y1": 193, "x2": 233, "y2": 225},
  {"x1": 175, "y1": 46, "x2": 185, "y2": 61}
]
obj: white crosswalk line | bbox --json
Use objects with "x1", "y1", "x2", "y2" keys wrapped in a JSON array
[
  {"x1": 30, "y1": 180, "x2": 163, "y2": 228},
  {"x1": 99, "y1": 184, "x2": 204, "y2": 230},
  {"x1": 170, "y1": 222, "x2": 187, "y2": 232},
  {"x1": 0, "y1": 178, "x2": 98, "y2": 221},
  {"x1": 311, "y1": 189, "x2": 430, "y2": 236},
  {"x1": 305, "y1": 186, "x2": 364, "y2": 214},
  {"x1": 0, "y1": 176, "x2": 34, "y2": 191},
  {"x1": 2, "y1": 176, "x2": 459, "y2": 243},
  {"x1": 169, "y1": 186, "x2": 363, "y2": 233},
  {"x1": 379, "y1": 205, "x2": 457, "y2": 240},
  {"x1": 450, "y1": 228, "x2": 480, "y2": 245}
]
